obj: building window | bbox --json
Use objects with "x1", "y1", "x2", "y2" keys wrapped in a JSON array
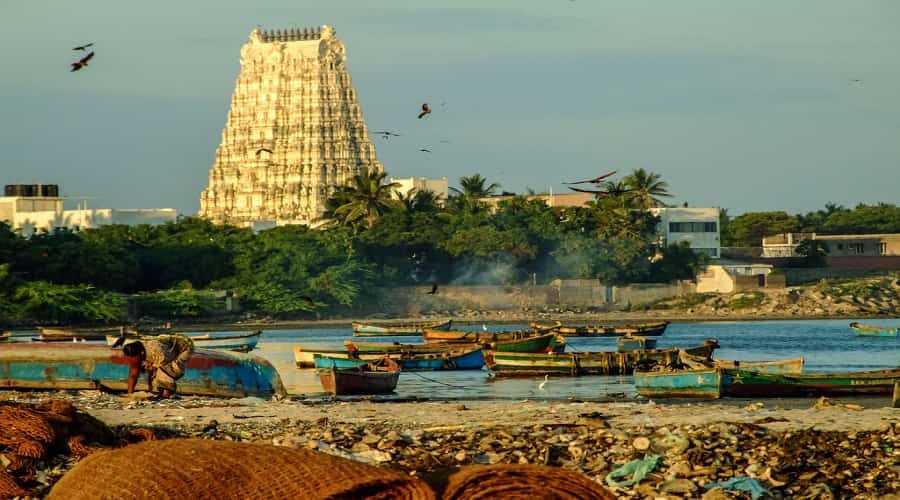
[
  {"x1": 850, "y1": 243, "x2": 864, "y2": 254},
  {"x1": 669, "y1": 222, "x2": 717, "y2": 233},
  {"x1": 878, "y1": 242, "x2": 887, "y2": 255}
]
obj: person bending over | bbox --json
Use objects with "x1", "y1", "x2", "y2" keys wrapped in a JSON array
[{"x1": 123, "y1": 334, "x2": 194, "y2": 398}]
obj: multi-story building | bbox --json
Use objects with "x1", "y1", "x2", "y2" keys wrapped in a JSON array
[
  {"x1": 762, "y1": 232, "x2": 900, "y2": 257},
  {"x1": 0, "y1": 184, "x2": 176, "y2": 237},
  {"x1": 391, "y1": 177, "x2": 449, "y2": 202},
  {"x1": 650, "y1": 207, "x2": 721, "y2": 258}
]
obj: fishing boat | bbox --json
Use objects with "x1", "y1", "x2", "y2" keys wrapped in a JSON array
[
  {"x1": 314, "y1": 348, "x2": 484, "y2": 371},
  {"x1": 0, "y1": 331, "x2": 11, "y2": 342},
  {"x1": 633, "y1": 356, "x2": 805, "y2": 399},
  {"x1": 352, "y1": 319, "x2": 452, "y2": 337},
  {"x1": 361, "y1": 332, "x2": 563, "y2": 354},
  {"x1": 36, "y1": 327, "x2": 112, "y2": 342},
  {"x1": 616, "y1": 335, "x2": 657, "y2": 352},
  {"x1": 484, "y1": 340, "x2": 720, "y2": 377},
  {"x1": 849, "y1": 322, "x2": 899, "y2": 338},
  {"x1": 721, "y1": 367, "x2": 900, "y2": 398},
  {"x1": 423, "y1": 329, "x2": 538, "y2": 344},
  {"x1": 105, "y1": 330, "x2": 262, "y2": 352},
  {"x1": 344, "y1": 340, "x2": 464, "y2": 355},
  {"x1": 0, "y1": 343, "x2": 286, "y2": 398},
  {"x1": 317, "y1": 357, "x2": 401, "y2": 395},
  {"x1": 552, "y1": 321, "x2": 669, "y2": 337}
]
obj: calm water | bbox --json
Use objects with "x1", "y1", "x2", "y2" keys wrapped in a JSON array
[
  {"x1": 9, "y1": 319, "x2": 899, "y2": 400},
  {"x1": 255, "y1": 319, "x2": 899, "y2": 400}
]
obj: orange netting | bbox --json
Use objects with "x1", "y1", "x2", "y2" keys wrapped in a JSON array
[
  {"x1": 0, "y1": 400, "x2": 155, "y2": 498},
  {"x1": 48, "y1": 438, "x2": 437, "y2": 500},
  {"x1": 443, "y1": 464, "x2": 617, "y2": 500}
]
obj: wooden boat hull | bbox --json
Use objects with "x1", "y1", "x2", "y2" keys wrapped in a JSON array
[
  {"x1": 1, "y1": 331, "x2": 12, "y2": 342},
  {"x1": 721, "y1": 368, "x2": 900, "y2": 397},
  {"x1": 634, "y1": 357, "x2": 805, "y2": 399},
  {"x1": 318, "y1": 359, "x2": 400, "y2": 395},
  {"x1": 850, "y1": 323, "x2": 899, "y2": 337},
  {"x1": 616, "y1": 336, "x2": 657, "y2": 352},
  {"x1": 491, "y1": 333, "x2": 562, "y2": 353},
  {"x1": 352, "y1": 319, "x2": 452, "y2": 336},
  {"x1": 485, "y1": 341, "x2": 719, "y2": 377},
  {"x1": 423, "y1": 329, "x2": 538, "y2": 344},
  {"x1": 105, "y1": 331, "x2": 262, "y2": 352},
  {"x1": 0, "y1": 343, "x2": 286, "y2": 398},
  {"x1": 554, "y1": 321, "x2": 669, "y2": 337},
  {"x1": 315, "y1": 348, "x2": 484, "y2": 372},
  {"x1": 346, "y1": 340, "x2": 465, "y2": 355}
]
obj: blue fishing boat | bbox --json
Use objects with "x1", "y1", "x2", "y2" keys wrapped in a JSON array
[
  {"x1": 634, "y1": 357, "x2": 805, "y2": 399},
  {"x1": 0, "y1": 343, "x2": 286, "y2": 398},
  {"x1": 314, "y1": 348, "x2": 484, "y2": 372},
  {"x1": 849, "y1": 322, "x2": 899, "y2": 337}
]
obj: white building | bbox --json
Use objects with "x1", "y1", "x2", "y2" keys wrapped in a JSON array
[
  {"x1": 0, "y1": 185, "x2": 177, "y2": 237},
  {"x1": 390, "y1": 177, "x2": 449, "y2": 202},
  {"x1": 650, "y1": 207, "x2": 721, "y2": 258}
]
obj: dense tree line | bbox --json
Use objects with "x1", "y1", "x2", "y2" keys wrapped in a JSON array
[
  {"x1": 0, "y1": 169, "x2": 707, "y2": 323},
  {"x1": 721, "y1": 203, "x2": 900, "y2": 247}
]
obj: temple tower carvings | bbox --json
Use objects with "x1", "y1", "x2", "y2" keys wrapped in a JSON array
[{"x1": 199, "y1": 25, "x2": 382, "y2": 226}]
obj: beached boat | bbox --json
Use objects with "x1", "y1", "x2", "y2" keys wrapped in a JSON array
[
  {"x1": 849, "y1": 322, "x2": 899, "y2": 338},
  {"x1": 317, "y1": 357, "x2": 401, "y2": 395},
  {"x1": 352, "y1": 319, "x2": 452, "y2": 337},
  {"x1": 633, "y1": 357, "x2": 805, "y2": 399},
  {"x1": 551, "y1": 321, "x2": 669, "y2": 337},
  {"x1": 105, "y1": 330, "x2": 262, "y2": 352},
  {"x1": 484, "y1": 340, "x2": 720, "y2": 377},
  {"x1": 0, "y1": 331, "x2": 11, "y2": 342},
  {"x1": 361, "y1": 333, "x2": 563, "y2": 355},
  {"x1": 423, "y1": 329, "x2": 538, "y2": 344},
  {"x1": 315, "y1": 348, "x2": 484, "y2": 372},
  {"x1": 721, "y1": 367, "x2": 900, "y2": 397},
  {"x1": 344, "y1": 340, "x2": 464, "y2": 355},
  {"x1": 616, "y1": 335, "x2": 657, "y2": 352},
  {"x1": 37, "y1": 327, "x2": 113, "y2": 342},
  {"x1": 0, "y1": 343, "x2": 286, "y2": 398}
]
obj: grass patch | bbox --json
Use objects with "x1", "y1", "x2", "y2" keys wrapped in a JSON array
[
  {"x1": 730, "y1": 291, "x2": 765, "y2": 309},
  {"x1": 633, "y1": 293, "x2": 716, "y2": 311}
]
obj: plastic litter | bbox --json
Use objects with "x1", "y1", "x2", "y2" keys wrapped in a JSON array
[
  {"x1": 704, "y1": 476, "x2": 769, "y2": 500},
  {"x1": 605, "y1": 454, "x2": 661, "y2": 488}
]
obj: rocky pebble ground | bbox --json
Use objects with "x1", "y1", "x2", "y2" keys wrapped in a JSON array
[{"x1": 3, "y1": 391, "x2": 899, "y2": 499}]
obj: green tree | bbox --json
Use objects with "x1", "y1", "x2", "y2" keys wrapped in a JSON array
[
  {"x1": 448, "y1": 174, "x2": 500, "y2": 213},
  {"x1": 725, "y1": 211, "x2": 800, "y2": 247},
  {"x1": 622, "y1": 168, "x2": 672, "y2": 209},
  {"x1": 12, "y1": 281, "x2": 125, "y2": 323},
  {"x1": 331, "y1": 169, "x2": 400, "y2": 228}
]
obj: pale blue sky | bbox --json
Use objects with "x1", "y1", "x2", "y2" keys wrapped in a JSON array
[{"x1": 1, "y1": 1, "x2": 898, "y2": 215}]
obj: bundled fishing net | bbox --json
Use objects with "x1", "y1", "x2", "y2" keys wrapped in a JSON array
[
  {"x1": 0, "y1": 400, "x2": 154, "y2": 498},
  {"x1": 442, "y1": 464, "x2": 616, "y2": 500},
  {"x1": 48, "y1": 439, "x2": 437, "y2": 500}
]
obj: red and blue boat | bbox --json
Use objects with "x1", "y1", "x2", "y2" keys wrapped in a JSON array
[{"x1": 0, "y1": 343, "x2": 286, "y2": 398}]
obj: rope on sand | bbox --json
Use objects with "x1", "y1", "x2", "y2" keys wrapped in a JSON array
[{"x1": 406, "y1": 371, "x2": 470, "y2": 389}]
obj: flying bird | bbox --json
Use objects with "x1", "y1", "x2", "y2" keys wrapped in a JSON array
[
  {"x1": 417, "y1": 103, "x2": 431, "y2": 119},
  {"x1": 564, "y1": 171, "x2": 617, "y2": 185},
  {"x1": 418, "y1": 148, "x2": 432, "y2": 153},
  {"x1": 374, "y1": 131, "x2": 401, "y2": 139},
  {"x1": 426, "y1": 283, "x2": 438, "y2": 295},
  {"x1": 70, "y1": 51, "x2": 94, "y2": 72},
  {"x1": 73, "y1": 42, "x2": 94, "y2": 51},
  {"x1": 255, "y1": 148, "x2": 273, "y2": 157}
]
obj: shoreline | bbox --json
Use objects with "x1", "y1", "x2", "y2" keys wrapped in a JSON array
[{"x1": 7, "y1": 310, "x2": 893, "y2": 333}]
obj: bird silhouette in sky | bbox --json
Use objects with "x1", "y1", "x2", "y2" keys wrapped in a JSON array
[
  {"x1": 73, "y1": 42, "x2": 94, "y2": 51},
  {"x1": 418, "y1": 103, "x2": 431, "y2": 119},
  {"x1": 374, "y1": 131, "x2": 401, "y2": 139},
  {"x1": 255, "y1": 148, "x2": 273, "y2": 157},
  {"x1": 426, "y1": 283, "x2": 438, "y2": 295},
  {"x1": 418, "y1": 148, "x2": 432, "y2": 153},
  {"x1": 70, "y1": 51, "x2": 94, "y2": 72},
  {"x1": 564, "y1": 171, "x2": 617, "y2": 185},
  {"x1": 567, "y1": 186, "x2": 617, "y2": 195}
]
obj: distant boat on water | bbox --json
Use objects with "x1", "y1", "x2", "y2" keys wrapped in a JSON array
[
  {"x1": 352, "y1": 319, "x2": 452, "y2": 337},
  {"x1": 849, "y1": 322, "x2": 898, "y2": 337},
  {"x1": 530, "y1": 321, "x2": 669, "y2": 337},
  {"x1": 105, "y1": 330, "x2": 262, "y2": 352}
]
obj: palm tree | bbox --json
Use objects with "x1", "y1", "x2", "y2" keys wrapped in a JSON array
[
  {"x1": 331, "y1": 169, "x2": 400, "y2": 227},
  {"x1": 449, "y1": 174, "x2": 500, "y2": 212},
  {"x1": 622, "y1": 168, "x2": 672, "y2": 209}
]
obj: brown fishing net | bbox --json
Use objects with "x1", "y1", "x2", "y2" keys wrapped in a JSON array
[
  {"x1": 48, "y1": 438, "x2": 437, "y2": 500},
  {"x1": 0, "y1": 400, "x2": 155, "y2": 498},
  {"x1": 442, "y1": 464, "x2": 616, "y2": 500}
]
